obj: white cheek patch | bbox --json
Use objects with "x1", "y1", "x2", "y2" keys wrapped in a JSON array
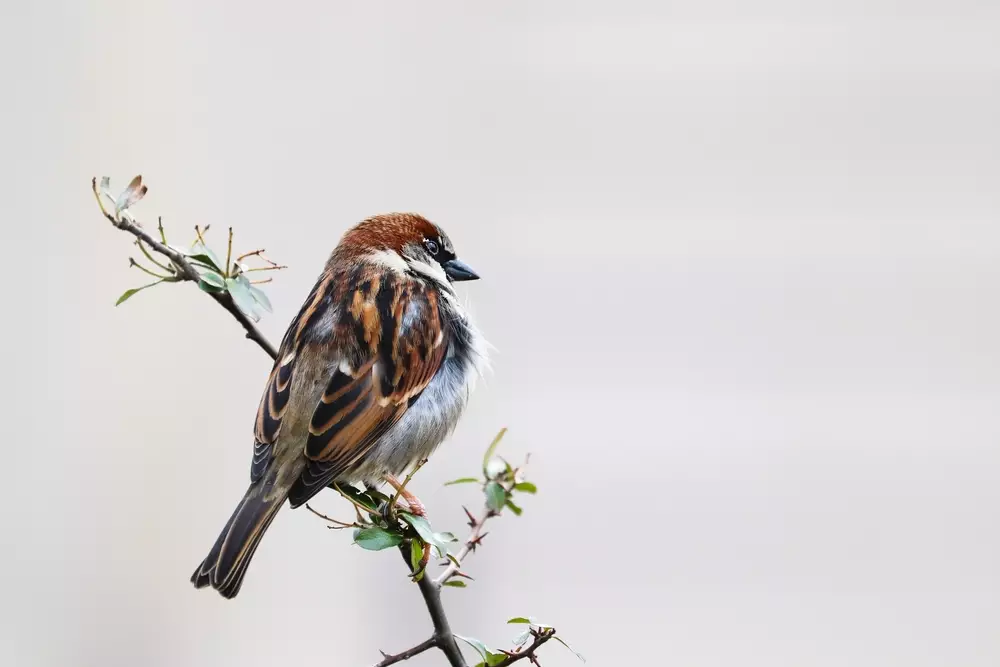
[
  {"x1": 406, "y1": 257, "x2": 451, "y2": 289},
  {"x1": 367, "y1": 249, "x2": 409, "y2": 275}
]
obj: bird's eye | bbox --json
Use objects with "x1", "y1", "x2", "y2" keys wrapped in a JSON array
[{"x1": 424, "y1": 239, "x2": 439, "y2": 255}]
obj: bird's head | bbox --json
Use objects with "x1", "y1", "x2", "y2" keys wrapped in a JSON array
[{"x1": 336, "y1": 213, "x2": 479, "y2": 288}]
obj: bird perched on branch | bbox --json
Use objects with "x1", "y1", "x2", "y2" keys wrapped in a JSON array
[{"x1": 191, "y1": 214, "x2": 487, "y2": 598}]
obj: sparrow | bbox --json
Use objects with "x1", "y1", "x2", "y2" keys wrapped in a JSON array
[{"x1": 191, "y1": 213, "x2": 487, "y2": 598}]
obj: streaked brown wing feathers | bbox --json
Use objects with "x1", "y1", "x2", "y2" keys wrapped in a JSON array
[
  {"x1": 302, "y1": 274, "x2": 447, "y2": 472},
  {"x1": 249, "y1": 265, "x2": 448, "y2": 498}
]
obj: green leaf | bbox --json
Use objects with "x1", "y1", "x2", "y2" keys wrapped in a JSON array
[
  {"x1": 485, "y1": 481, "x2": 506, "y2": 512},
  {"x1": 226, "y1": 277, "x2": 260, "y2": 322},
  {"x1": 513, "y1": 482, "x2": 537, "y2": 494},
  {"x1": 485, "y1": 654, "x2": 507, "y2": 666},
  {"x1": 115, "y1": 279, "x2": 163, "y2": 306},
  {"x1": 455, "y1": 635, "x2": 491, "y2": 663},
  {"x1": 482, "y1": 428, "x2": 508, "y2": 473},
  {"x1": 401, "y1": 513, "x2": 436, "y2": 544},
  {"x1": 444, "y1": 477, "x2": 480, "y2": 486},
  {"x1": 512, "y1": 630, "x2": 531, "y2": 648},
  {"x1": 197, "y1": 281, "x2": 223, "y2": 294},
  {"x1": 554, "y1": 636, "x2": 587, "y2": 663},
  {"x1": 238, "y1": 274, "x2": 267, "y2": 320},
  {"x1": 189, "y1": 243, "x2": 223, "y2": 272},
  {"x1": 189, "y1": 253, "x2": 222, "y2": 272},
  {"x1": 249, "y1": 284, "x2": 273, "y2": 313},
  {"x1": 198, "y1": 269, "x2": 226, "y2": 288},
  {"x1": 507, "y1": 617, "x2": 532, "y2": 625},
  {"x1": 366, "y1": 488, "x2": 391, "y2": 504},
  {"x1": 352, "y1": 527, "x2": 403, "y2": 551},
  {"x1": 115, "y1": 288, "x2": 143, "y2": 306},
  {"x1": 442, "y1": 580, "x2": 467, "y2": 588},
  {"x1": 333, "y1": 483, "x2": 379, "y2": 512},
  {"x1": 197, "y1": 269, "x2": 226, "y2": 293},
  {"x1": 434, "y1": 531, "x2": 459, "y2": 544},
  {"x1": 401, "y1": 514, "x2": 456, "y2": 558},
  {"x1": 409, "y1": 540, "x2": 424, "y2": 575},
  {"x1": 505, "y1": 499, "x2": 523, "y2": 516}
]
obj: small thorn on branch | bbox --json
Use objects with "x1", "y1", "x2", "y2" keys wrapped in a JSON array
[{"x1": 469, "y1": 532, "x2": 489, "y2": 551}]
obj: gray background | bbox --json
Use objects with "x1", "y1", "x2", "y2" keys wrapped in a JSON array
[{"x1": 3, "y1": 1, "x2": 999, "y2": 665}]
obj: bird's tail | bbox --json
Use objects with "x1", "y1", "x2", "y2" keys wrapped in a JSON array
[{"x1": 190, "y1": 478, "x2": 286, "y2": 599}]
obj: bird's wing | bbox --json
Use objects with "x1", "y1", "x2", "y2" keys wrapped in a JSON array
[{"x1": 251, "y1": 268, "x2": 449, "y2": 506}]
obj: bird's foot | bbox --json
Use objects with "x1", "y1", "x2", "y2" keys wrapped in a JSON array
[{"x1": 383, "y1": 473, "x2": 427, "y2": 517}]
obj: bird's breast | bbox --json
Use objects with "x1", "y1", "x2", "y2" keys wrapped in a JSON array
[{"x1": 349, "y1": 311, "x2": 486, "y2": 482}]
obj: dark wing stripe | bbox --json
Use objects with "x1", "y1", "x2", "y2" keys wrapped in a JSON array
[
  {"x1": 295, "y1": 274, "x2": 334, "y2": 344},
  {"x1": 288, "y1": 459, "x2": 339, "y2": 507},
  {"x1": 321, "y1": 366, "x2": 364, "y2": 405},
  {"x1": 303, "y1": 363, "x2": 378, "y2": 459},
  {"x1": 268, "y1": 379, "x2": 291, "y2": 420},
  {"x1": 288, "y1": 412, "x2": 403, "y2": 508},
  {"x1": 375, "y1": 281, "x2": 401, "y2": 395},
  {"x1": 306, "y1": 387, "x2": 373, "y2": 459},
  {"x1": 275, "y1": 357, "x2": 294, "y2": 392}
]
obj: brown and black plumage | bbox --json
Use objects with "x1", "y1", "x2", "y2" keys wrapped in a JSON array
[{"x1": 191, "y1": 214, "x2": 486, "y2": 598}]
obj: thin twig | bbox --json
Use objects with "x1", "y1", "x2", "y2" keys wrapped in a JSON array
[
  {"x1": 304, "y1": 503, "x2": 359, "y2": 529},
  {"x1": 433, "y1": 506, "x2": 495, "y2": 587},
  {"x1": 92, "y1": 178, "x2": 278, "y2": 360},
  {"x1": 243, "y1": 265, "x2": 289, "y2": 272},
  {"x1": 492, "y1": 629, "x2": 557, "y2": 667},
  {"x1": 129, "y1": 257, "x2": 172, "y2": 280},
  {"x1": 135, "y1": 239, "x2": 173, "y2": 273},
  {"x1": 225, "y1": 227, "x2": 234, "y2": 277},
  {"x1": 237, "y1": 248, "x2": 284, "y2": 268},
  {"x1": 236, "y1": 248, "x2": 267, "y2": 261}
]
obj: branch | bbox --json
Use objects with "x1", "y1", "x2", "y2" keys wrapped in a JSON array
[
  {"x1": 493, "y1": 629, "x2": 557, "y2": 667},
  {"x1": 372, "y1": 637, "x2": 437, "y2": 667},
  {"x1": 92, "y1": 178, "x2": 278, "y2": 359},
  {"x1": 434, "y1": 505, "x2": 495, "y2": 587},
  {"x1": 408, "y1": 548, "x2": 468, "y2": 666}
]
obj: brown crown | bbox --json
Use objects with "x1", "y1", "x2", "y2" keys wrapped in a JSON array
[{"x1": 336, "y1": 213, "x2": 440, "y2": 258}]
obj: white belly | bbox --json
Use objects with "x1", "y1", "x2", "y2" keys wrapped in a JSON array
[{"x1": 346, "y1": 317, "x2": 486, "y2": 482}]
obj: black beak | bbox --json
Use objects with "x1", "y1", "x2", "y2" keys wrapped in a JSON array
[{"x1": 443, "y1": 258, "x2": 480, "y2": 282}]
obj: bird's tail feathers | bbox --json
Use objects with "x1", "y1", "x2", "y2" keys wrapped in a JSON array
[{"x1": 190, "y1": 478, "x2": 285, "y2": 599}]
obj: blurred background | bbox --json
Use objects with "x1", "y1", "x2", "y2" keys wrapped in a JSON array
[{"x1": 3, "y1": 1, "x2": 999, "y2": 665}]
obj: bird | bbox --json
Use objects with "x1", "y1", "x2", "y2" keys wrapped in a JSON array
[{"x1": 191, "y1": 213, "x2": 488, "y2": 598}]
